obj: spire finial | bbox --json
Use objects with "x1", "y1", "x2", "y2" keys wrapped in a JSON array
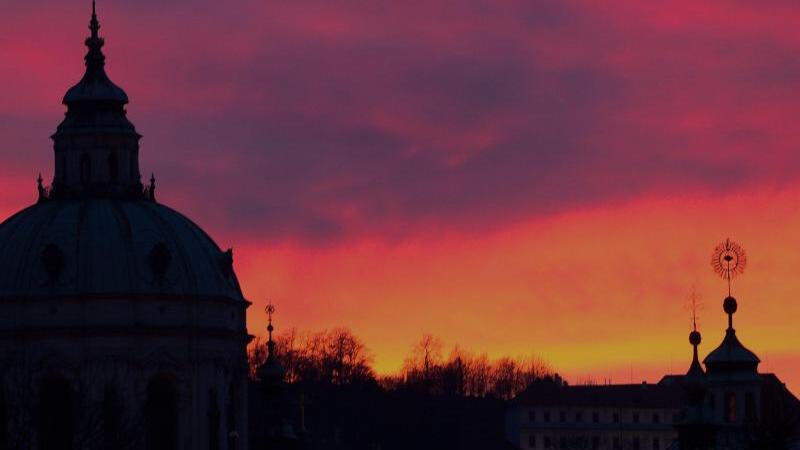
[
  {"x1": 84, "y1": 0, "x2": 106, "y2": 72},
  {"x1": 265, "y1": 303, "x2": 276, "y2": 358},
  {"x1": 37, "y1": 173, "x2": 46, "y2": 203},
  {"x1": 686, "y1": 287, "x2": 704, "y2": 374},
  {"x1": 90, "y1": 1, "x2": 100, "y2": 39},
  {"x1": 148, "y1": 173, "x2": 156, "y2": 202},
  {"x1": 711, "y1": 238, "x2": 746, "y2": 330}
]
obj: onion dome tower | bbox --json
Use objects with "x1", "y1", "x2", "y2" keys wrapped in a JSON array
[
  {"x1": 698, "y1": 239, "x2": 764, "y2": 448},
  {"x1": 703, "y1": 296, "x2": 760, "y2": 375},
  {"x1": 703, "y1": 239, "x2": 760, "y2": 377},
  {"x1": 0, "y1": 4, "x2": 251, "y2": 449}
]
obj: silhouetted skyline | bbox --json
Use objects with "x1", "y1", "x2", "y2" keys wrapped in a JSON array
[{"x1": 2, "y1": 1, "x2": 800, "y2": 392}]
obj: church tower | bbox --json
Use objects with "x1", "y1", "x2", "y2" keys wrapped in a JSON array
[{"x1": 0, "y1": 4, "x2": 251, "y2": 449}]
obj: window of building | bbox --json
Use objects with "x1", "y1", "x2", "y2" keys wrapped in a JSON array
[
  {"x1": 37, "y1": 374, "x2": 75, "y2": 450},
  {"x1": 592, "y1": 435, "x2": 600, "y2": 450},
  {"x1": 708, "y1": 393, "x2": 716, "y2": 412},
  {"x1": 576, "y1": 412, "x2": 583, "y2": 423},
  {"x1": 208, "y1": 389, "x2": 220, "y2": 450},
  {"x1": 633, "y1": 413, "x2": 640, "y2": 424},
  {"x1": 80, "y1": 153, "x2": 91, "y2": 185},
  {"x1": 559, "y1": 411, "x2": 566, "y2": 423},
  {"x1": 612, "y1": 437, "x2": 620, "y2": 450},
  {"x1": 745, "y1": 392, "x2": 756, "y2": 421},
  {"x1": 529, "y1": 409, "x2": 536, "y2": 422},
  {"x1": 592, "y1": 411, "x2": 599, "y2": 423},
  {"x1": 725, "y1": 391, "x2": 737, "y2": 423},
  {"x1": 632, "y1": 436, "x2": 640, "y2": 450},
  {"x1": 145, "y1": 374, "x2": 179, "y2": 450},
  {"x1": 108, "y1": 152, "x2": 118, "y2": 184},
  {"x1": 528, "y1": 434, "x2": 536, "y2": 448},
  {"x1": 652, "y1": 413, "x2": 660, "y2": 424},
  {"x1": 544, "y1": 436, "x2": 552, "y2": 448},
  {"x1": 613, "y1": 412, "x2": 620, "y2": 423},
  {"x1": 559, "y1": 436, "x2": 566, "y2": 449},
  {"x1": 544, "y1": 411, "x2": 551, "y2": 422},
  {"x1": 653, "y1": 437, "x2": 661, "y2": 450}
]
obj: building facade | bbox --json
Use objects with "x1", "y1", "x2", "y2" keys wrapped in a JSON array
[
  {"x1": 0, "y1": 5, "x2": 251, "y2": 450},
  {"x1": 507, "y1": 381, "x2": 682, "y2": 450}
]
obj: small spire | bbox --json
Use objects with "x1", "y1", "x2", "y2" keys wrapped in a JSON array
[
  {"x1": 90, "y1": 1, "x2": 99, "y2": 39},
  {"x1": 84, "y1": 0, "x2": 106, "y2": 73},
  {"x1": 37, "y1": 173, "x2": 46, "y2": 203},
  {"x1": 149, "y1": 173, "x2": 156, "y2": 202},
  {"x1": 266, "y1": 303, "x2": 276, "y2": 359}
]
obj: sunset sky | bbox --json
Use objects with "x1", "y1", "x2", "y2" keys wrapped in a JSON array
[{"x1": 3, "y1": 1, "x2": 800, "y2": 390}]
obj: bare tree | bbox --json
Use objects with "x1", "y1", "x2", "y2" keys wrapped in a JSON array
[{"x1": 249, "y1": 327, "x2": 374, "y2": 385}]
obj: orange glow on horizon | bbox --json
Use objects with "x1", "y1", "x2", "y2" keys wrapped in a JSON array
[{"x1": 235, "y1": 183, "x2": 800, "y2": 391}]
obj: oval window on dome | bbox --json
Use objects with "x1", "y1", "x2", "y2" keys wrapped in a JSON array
[
  {"x1": 40, "y1": 243, "x2": 64, "y2": 281},
  {"x1": 148, "y1": 242, "x2": 172, "y2": 281}
]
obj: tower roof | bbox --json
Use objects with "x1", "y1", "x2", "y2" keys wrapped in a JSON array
[
  {"x1": 63, "y1": 1, "x2": 129, "y2": 105},
  {"x1": 703, "y1": 296, "x2": 760, "y2": 375},
  {"x1": 703, "y1": 328, "x2": 760, "y2": 371}
]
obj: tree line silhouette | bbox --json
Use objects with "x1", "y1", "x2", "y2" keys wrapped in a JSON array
[{"x1": 248, "y1": 328, "x2": 561, "y2": 399}]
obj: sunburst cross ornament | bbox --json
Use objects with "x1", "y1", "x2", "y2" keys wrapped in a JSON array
[
  {"x1": 265, "y1": 303, "x2": 276, "y2": 339},
  {"x1": 711, "y1": 238, "x2": 747, "y2": 297}
]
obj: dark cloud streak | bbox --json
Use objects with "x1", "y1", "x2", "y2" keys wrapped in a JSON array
[{"x1": 3, "y1": 1, "x2": 800, "y2": 244}]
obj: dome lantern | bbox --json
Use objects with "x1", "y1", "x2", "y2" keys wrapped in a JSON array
[{"x1": 49, "y1": 1, "x2": 145, "y2": 201}]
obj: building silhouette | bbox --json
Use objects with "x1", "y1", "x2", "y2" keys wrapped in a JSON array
[
  {"x1": 0, "y1": 4, "x2": 251, "y2": 449},
  {"x1": 3, "y1": 5, "x2": 800, "y2": 450},
  {"x1": 506, "y1": 296, "x2": 800, "y2": 450}
]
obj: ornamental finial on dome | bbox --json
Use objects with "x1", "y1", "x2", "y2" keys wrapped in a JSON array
[
  {"x1": 266, "y1": 303, "x2": 276, "y2": 356},
  {"x1": 84, "y1": 0, "x2": 106, "y2": 73},
  {"x1": 257, "y1": 302, "x2": 285, "y2": 384},
  {"x1": 711, "y1": 238, "x2": 746, "y2": 330},
  {"x1": 90, "y1": 1, "x2": 99, "y2": 38},
  {"x1": 149, "y1": 173, "x2": 157, "y2": 202}
]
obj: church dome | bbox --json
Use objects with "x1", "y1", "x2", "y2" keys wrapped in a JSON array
[{"x1": 0, "y1": 199, "x2": 244, "y2": 300}]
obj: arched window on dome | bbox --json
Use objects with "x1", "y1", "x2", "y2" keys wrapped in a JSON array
[
  {"x1": 36, "y1": 374, "x2": 74, "y2": 450},
  {"x1": 108, "y1": 153, "x2": 118, "y2": 184},
  {"x1": 145, "y1": 374, "x2": 178, "y2": 450},
  {"x1": 80, "y1": 153, "x2": 91, "y2": 185}
]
